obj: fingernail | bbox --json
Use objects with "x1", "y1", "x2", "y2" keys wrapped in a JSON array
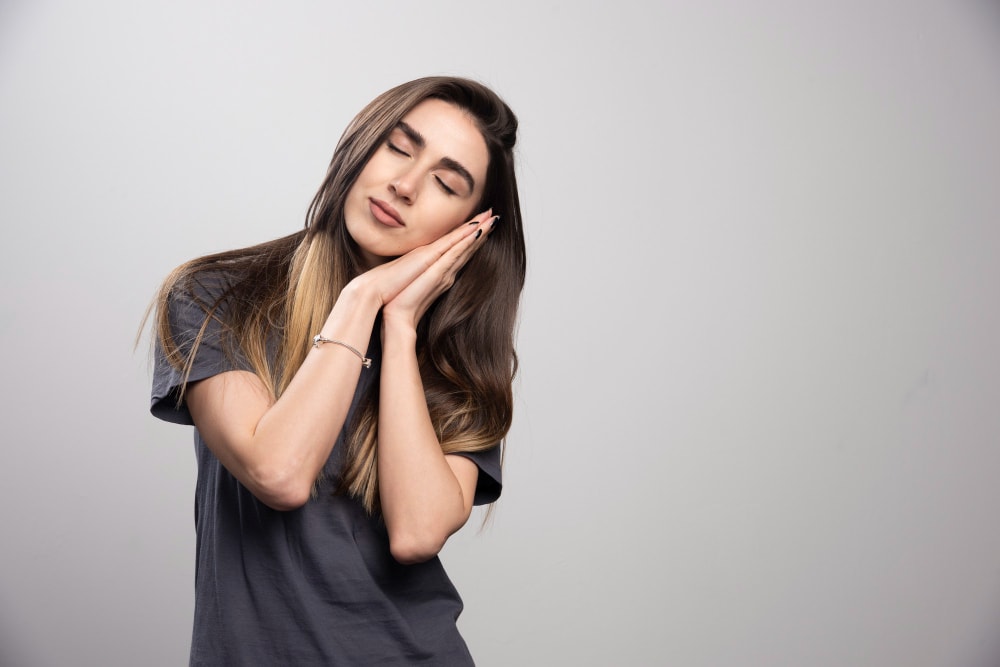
[
  {"x1": 490, "y1": 215, "x2": 500, "y2": 228},
  {"x1": 475, "y1": 229, "x2": 483, "y2": 240}
]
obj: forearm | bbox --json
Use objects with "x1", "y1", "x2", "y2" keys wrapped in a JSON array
[
  {"x1": 377, "y1": 317, "x2": 473, "y2": 563},
  {"x1": 189, "y1": 281, "x2": 382, "y2": 510}
]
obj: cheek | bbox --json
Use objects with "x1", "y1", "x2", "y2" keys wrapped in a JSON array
[
  {"x1": 414, "y1": 195, "x2": 467, "y2": 228},
  {"x1": 429, "y1": 204, "x2": 474, "y2": 237},
  {"x1": 352, "y1": 152, "x2": 390, "y2": 190}
]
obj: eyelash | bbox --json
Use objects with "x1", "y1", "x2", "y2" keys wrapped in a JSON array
[
  {"x1": 435, "y1": 176, "x2": 457, "y2": 196},
  {"x1": 387, "y1": 141, "x2": 458, "y2": 196},
  {"x1": 387, "y1": 142, "x2": 410, "y2": 157}
]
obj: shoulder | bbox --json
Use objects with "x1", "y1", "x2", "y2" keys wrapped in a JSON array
[
  {"x1": 167, "y1": 268, "x2": 239, "y2": 319},
  {"x1": 151, "y1": 267, "x2": 251, "y2": 425},
  {"x1": 158, "y1": 266, "x2": 253, "y2": 354}
]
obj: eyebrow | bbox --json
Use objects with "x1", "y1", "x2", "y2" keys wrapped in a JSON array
[{"x1": 395, "y1": 121, "x2": 477, "y2": 194}]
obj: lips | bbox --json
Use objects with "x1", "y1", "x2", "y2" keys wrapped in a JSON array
[{"x1": 369, "y1": 198, "x2": 405, "y2": 227}]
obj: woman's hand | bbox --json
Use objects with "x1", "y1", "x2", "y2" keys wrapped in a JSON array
[{"x1": 357, "y1": 209, "x2": 496, "y2": 328}]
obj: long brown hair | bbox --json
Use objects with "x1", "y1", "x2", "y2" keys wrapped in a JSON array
[{"x1": 154, "y1": 76, "x2": 525, "y2": 513}]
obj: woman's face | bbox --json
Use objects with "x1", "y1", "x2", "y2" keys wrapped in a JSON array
[{"x1": 344, "y1": 98, "x2": 489, "y2": 268}]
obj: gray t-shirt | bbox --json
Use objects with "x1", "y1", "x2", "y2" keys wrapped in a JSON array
[{"x1": 151, "y1": 278, "x2": 501, "y2": 666}]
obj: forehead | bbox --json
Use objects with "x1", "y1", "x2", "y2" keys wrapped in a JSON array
[{"x1": 399, "y1": 99, "x2": 489, "y2": 180}]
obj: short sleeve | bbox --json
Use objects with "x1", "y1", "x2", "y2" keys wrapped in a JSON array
[
  {"x1": 453, "y1": 444, "x2": 502, "y2": 505},
  {"x1": 150, "y1": 277, "x2": 251, "y2": 425}
]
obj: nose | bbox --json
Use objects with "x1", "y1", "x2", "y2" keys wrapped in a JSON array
[{"x1": 389, "y1": 168, "x2": 418, "y2": 203}]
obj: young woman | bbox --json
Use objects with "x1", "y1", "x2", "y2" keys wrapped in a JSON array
[{"x1": 150, "y1": 76, "x2": 525, "y2": 665}]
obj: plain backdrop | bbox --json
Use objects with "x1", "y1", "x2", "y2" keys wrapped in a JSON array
[{"x1": 2, "y1": 1, "x2": 999, "y2": 665}]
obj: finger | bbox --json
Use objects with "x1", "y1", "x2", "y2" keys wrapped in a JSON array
[
  {"x1": 421, "y1": 209, "x2": 490, "y2": 255},
  {"x1": 418, "y1": 209, "x2": 494, "y2": 266},
  {"x1": 461, "y1": 215, "x2": 499, "y2": 258},
  {"x1": 387, "y1": 218, "x2": 493, "y2": 318},
  {"x1": 388, "y1": 210, "x2": 495, "y2": 289},
  {"x1": 485, "y1": 214, "x2": 500, "y2": 236},
  {"x1": 435, "y1": 216, "x2": 492, "y2": 276},
  {"x1": 461, "y1": 208, "x2": 493, "y2": 229}
]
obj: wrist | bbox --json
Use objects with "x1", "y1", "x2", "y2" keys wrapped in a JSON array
[
  {"x1": 381, "y1": 310, "x2": 419, "y2": 342},
  {"x1": 318, "y1": 277, "x2": 382, "y2": 338},
  {"x1": 340, "y1": 276, "x2": 384, "y2": 313}
]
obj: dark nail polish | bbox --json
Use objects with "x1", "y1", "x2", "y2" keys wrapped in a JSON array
[
  {"x1": 490, "y1": 215, "x2": 500, "y2": 228},
  {"x1": 475, "y1": 229, "x2": 482, "y2": 240}
]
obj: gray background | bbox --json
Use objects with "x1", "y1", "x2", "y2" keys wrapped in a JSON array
[{"x1": 2, "y1": 1, "x2": 999, "y2": 665}]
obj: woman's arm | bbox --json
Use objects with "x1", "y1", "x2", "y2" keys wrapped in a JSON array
[
  {"x1": 186, "y1": 282, "x2": 381, "y2": 510},
  {"x1": 377, "y1": 217, "x2": 496, "y2": 563},
  {"x1": 377, "y1": 318, "x2": 481, "y2": 564}
]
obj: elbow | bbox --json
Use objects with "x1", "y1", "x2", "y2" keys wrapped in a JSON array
[
  {"x1": 246, "y1": 464, "x2": 313, "y2": 511},
  {"x1": 263, "y1": 489, "x2": 311, "y2": 512},
  {"x1": 388, "y1": 531, "x2": 446, "y2": 565},
  {"x1": 384, "y1": 499, "x2": 471, "y2": 564}
]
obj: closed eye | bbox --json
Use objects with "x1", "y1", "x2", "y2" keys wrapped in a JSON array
[
  {"x1": 387, "y1": 141, "x2": 410, "y2": 158},
  {"x1": 435, "y1": 175, "x2": 457, "y2": 196}
]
